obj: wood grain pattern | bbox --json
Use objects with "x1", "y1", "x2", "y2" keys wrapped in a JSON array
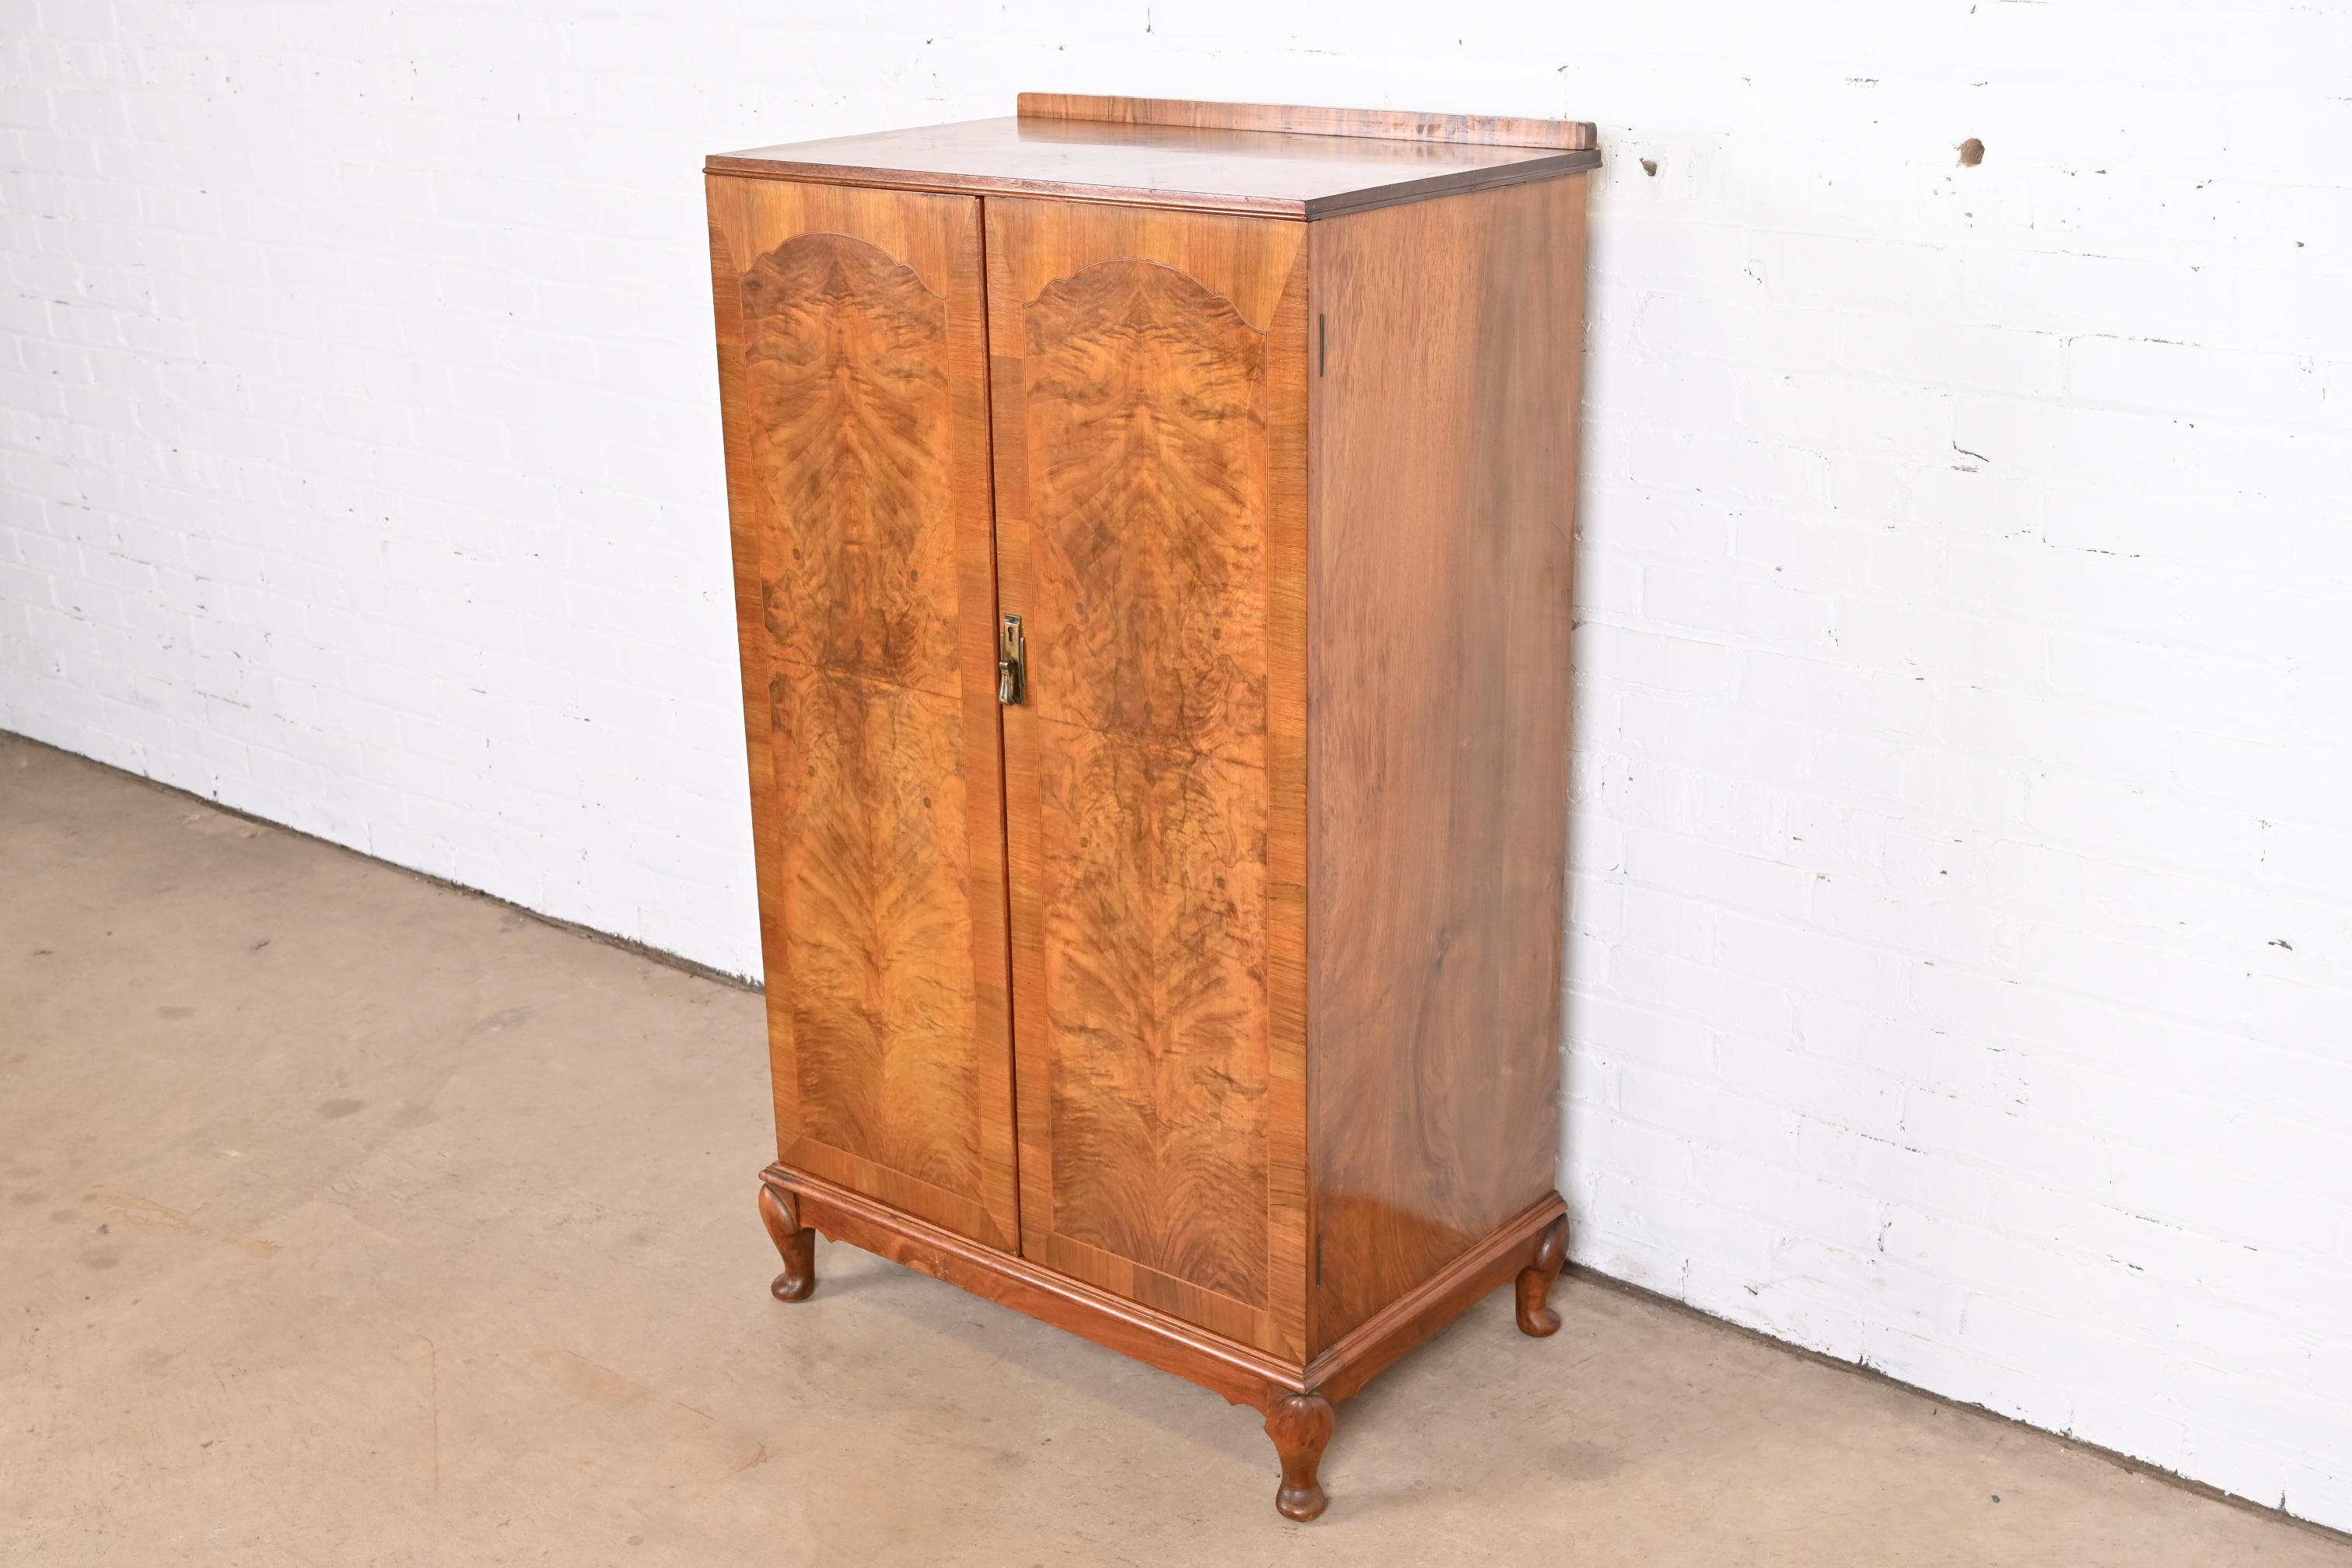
[
  {"x1": 988, "y1": 197, "x2": 1311, "y2": 1357},
  {"x1": 1017, "y1": 93, "x2": 1597, "y2": 152},
  {"x1": 767, "y1": 1165, "x2": 1566, "y2": 1518},
  {"x1": 767, "y1": 1166, "x2": 1305, "y2": 1411},
  {"x1": 712, "y1": 119, "x2": 1595, "y2": 1514},
  {"x1": 1301, "y1": 1192, "x2": 1570, "y2": 1407},
  {"x1": 768, "y1": 1167, "x2": 1568, "y2": 1407},
  {"x1": 757, "y1": 1180, "x2": 816, "y2": 1301},
  {"x1": 1032, "y1": 734, "x2": 1269, "y2": 1309},
  {"x1": 1017, "y1": 257, "x2": 1267, "y2": 754},
  {"x1": 740, "y1": 233, "x2": 957, "y2": 688},
  {"x1": 1515, "y1": 1213, "x2": 1570, "y2": 1336},
  {"x1": 1304, "y1": 173, "x2": 1590, "y2": 1353},
  {"x1": 709, "y1": 176, "x2": 1020, "y2": 1252},
  {"x1": 707, "y1": 110, "x2": 1599, "y2": 221},
  {"x1": 1264, "y1": 1393, "x2": 1335, "y2": 1521}
]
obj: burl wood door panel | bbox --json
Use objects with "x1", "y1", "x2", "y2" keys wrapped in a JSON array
[
  {"x1": 707, "y1": 176, "x2": 1020, "y2": 1252},
  {"x1": 985, "y1": 198, "x2": 1311, "y2": 1359}
]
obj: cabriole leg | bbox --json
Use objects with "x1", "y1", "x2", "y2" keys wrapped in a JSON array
[
  {"x1": 1265, "y1": 1391, "x2": 1335, "y2": 1521},
  {"x1": 1515, "y1": 1214, "x2": 1569, "y2": 1337},
  {"x1": 758, "y1": 1180, "x2": 816, "y2": 1303}
]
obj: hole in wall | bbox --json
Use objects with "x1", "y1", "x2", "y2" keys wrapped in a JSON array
[
  {"x1": 1958, "y1": 137, "x2": 1985, "y2": 166},
  {"x1": 1640, "y1": 157, "x2": 1658, "y2": 177}
]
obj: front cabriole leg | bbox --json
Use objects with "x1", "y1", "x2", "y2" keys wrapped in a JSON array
[
  {"x1": 758, "y1": 1178, "x2": 816, "y2": 1302},
  {"x1": 1265, "y1": 1391, "x2": 1335, "y2": 1521},
  {"x1": 1515, "y1": 1213, "x2": 1569, "y2": 1336}
]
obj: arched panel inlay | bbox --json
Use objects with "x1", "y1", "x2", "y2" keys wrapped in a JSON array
[
  {"x1": 1019, "y1": 257, "x2": 1269, "y2": 758},
  {"x1": 742, "y1": 231, "x2": 957, "y2": 695}
]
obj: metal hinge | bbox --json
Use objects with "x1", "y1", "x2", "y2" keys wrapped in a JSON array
[{"x1": 996, "y1": 613, "x2": 1026, "y2": 705}]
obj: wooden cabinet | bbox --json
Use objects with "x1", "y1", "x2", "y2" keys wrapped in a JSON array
[{"x1": 708, "y1": 94, "x2": 1594, "y2": 1520}]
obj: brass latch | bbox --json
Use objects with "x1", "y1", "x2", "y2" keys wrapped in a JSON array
[{"x1": 996, "y1": 614, "x2": 1026, "y2": 705}]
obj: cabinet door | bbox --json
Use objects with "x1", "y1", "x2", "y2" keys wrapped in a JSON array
[
  {"x1": 708, "y1": 177, "x2": 1020, "y2": 1252},
  {"x1": 985, "y1": 198, "x2": 1310, "y2": 1357}
]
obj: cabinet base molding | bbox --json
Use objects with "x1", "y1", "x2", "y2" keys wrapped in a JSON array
[
  {"x1": 760, "y1": 1165, "x2": 1570, "y2": 1413},
  {"x1": 1307, "y1": 1193, "x2": 1572, "y2": 1406},
  {"x1": 761, "y1": 1164, "x2": 1300, "y2": 1409}
]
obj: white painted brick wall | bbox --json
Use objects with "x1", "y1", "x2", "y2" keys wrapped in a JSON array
[{"x1": 4, "y1": 0, "x2": 2347, "y2": 1532}]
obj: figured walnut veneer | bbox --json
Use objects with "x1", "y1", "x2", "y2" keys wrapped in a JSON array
[
  {"x1": 985, "y1": 199, "x2": 1311, "y2": 1359},
  {"x1": 712, "y1": 180, "x2": 1021, "y2": 1253},
  {"x1": 711, "y1": 94, "x2": 1589, "y2": 1521}
]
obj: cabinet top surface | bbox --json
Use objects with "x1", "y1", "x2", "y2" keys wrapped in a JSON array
[{"x1": 706, "y1": 94, "x2": 1600, "y2": 219}]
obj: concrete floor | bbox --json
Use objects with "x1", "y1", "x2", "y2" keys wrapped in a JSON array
[{"x1": 2, "y1": 731, "x2": 2344, "y2": 1567}]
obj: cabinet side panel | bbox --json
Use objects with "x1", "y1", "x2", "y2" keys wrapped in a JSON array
[
  {"x1": 1306, "y1": 174, "x2": 1584, "y2": 1353},
  {"x1": 707, "y1": 176, "x2": 1020, "y2": 1252}
]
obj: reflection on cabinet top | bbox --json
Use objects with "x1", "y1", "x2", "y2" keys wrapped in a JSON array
[{"x1": 705, "y1": 93, "x2": 1601, "y2": 220}]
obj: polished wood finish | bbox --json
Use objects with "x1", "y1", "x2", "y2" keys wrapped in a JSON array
[
  {"x1": 987, "y1": 198, "x2": 1311, "y2": 1359},
  {"x1": 1516, "y1": 1214, "x2": 1570, "y2": 1337},
  {"x1": 764, "y1": 1167, "x2": 1570, "y2": 1414},
  {"x1": 765, "y1": 1165, "x2": 1300, "y2": 1412},
  {"x1": 1017, "y1": 92, "x2": 1596, "y2": 151},
  {"x1": 1307, "y1": 1192, "x2": 1570, "y2": 1405},
  {"x1": 1304, "y1": 174, "x2": 1587, "y2": 1353},
  {"x1": 1265, "y1": 1393, "x2": 1335, "y2": 1522},
  {"x1": 712, "y1": 97, "x2": 1591, "y2": 1521},
  {"x1": 709, "y1": 177, "x2": 1021, "y2": 1252},
  {"x1": 707, "y1": 108, "x2": 1599, "y2": 221},
  {"x1": 757, "y1": 1181, "x2": 816, "y2": 1302}
]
